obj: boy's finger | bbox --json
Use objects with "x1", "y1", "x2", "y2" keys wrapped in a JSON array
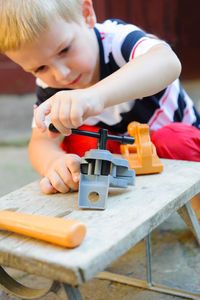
[
  {"x1": 58, "y1": 166, "x2": 79, "y2": 191},
  {"x1": 48, "y1": 123, "x2": 72, "y2": 136},
  {"x1": 40, "y1": 177, "x2": 57, "y2": 194},
  {"x1": 50, "y1": 172, "x2": 70, "y2": 193},
  {"x1": 73, "y1": 173, "x2": 80, "y2": 183},
  {"x1": 34, "y1": 99, "x2": 51, "y2": 131},
  {"x1": 66, "y1": 155, "x2": 81, "y2": 183}
]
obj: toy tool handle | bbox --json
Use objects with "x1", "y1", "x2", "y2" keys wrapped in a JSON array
[
  {"x1": 0, "y1": 210, "x2": 86, "y2": 248},
  {"x1": 49, "y1": 124, "x2": 134, "y2": 146}
]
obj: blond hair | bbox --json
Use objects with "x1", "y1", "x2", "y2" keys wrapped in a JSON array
[{"x1": 0, "y1": 0, "x2": 82, "y2": 52}]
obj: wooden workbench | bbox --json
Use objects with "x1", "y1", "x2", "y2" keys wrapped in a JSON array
[{"x1": 0, "y1": 159, "x2": 200, "y2": 299}]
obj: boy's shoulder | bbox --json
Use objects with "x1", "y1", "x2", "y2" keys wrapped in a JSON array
[
  {"x1": 95, "y1": 19, "x2": 140, "y2": 36},
  {"x1": 94, "y1": 19, "x2": 165, "y2": 67}
]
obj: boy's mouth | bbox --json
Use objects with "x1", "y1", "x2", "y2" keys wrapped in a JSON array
[{"x1": 69, "y1": 74, "x2": 82, "y2": 86}]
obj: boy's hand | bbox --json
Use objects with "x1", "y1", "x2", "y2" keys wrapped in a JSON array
[
  {"x1": 40, "y1": 153, "x2": 81, "y2": 194},
  {"x1": 34, "y1": 89, "x2": 104, "y2": 137}
]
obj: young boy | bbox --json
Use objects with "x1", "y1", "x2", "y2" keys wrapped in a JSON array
[{"x1": 1, "y1": 0, "x2": 200, "y2": 197}]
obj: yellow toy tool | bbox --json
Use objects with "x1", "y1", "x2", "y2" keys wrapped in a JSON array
[
  {"x1": 120, "y1": 122, "x2": 163, "y2": 175},
  {"x1": 0, "y1": 210, "x2": 86, "y2": 248}
]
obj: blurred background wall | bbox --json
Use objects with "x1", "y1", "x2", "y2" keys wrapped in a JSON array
[{"x1": 0, "y1": 0, "x2": 199, "y2": 94}]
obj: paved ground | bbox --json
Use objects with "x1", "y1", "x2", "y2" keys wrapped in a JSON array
[{"x1": 0, "y1": 80, "x2": 200, "y2": 299}]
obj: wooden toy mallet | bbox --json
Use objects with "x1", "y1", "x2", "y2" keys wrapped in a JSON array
[{"x1": 0, "y1": 210, "x2": 86, "y2": 248}]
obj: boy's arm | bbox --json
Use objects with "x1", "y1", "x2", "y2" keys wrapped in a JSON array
[
  {"x1": 35, "y1": 44, "x2": 181, "y2": 135},
  {"x1": 28, "y1": 128, "x2": 80, "y2": 194},
  {"x1": 92, "y1": 44, "x2": 182, "y2": 107}
]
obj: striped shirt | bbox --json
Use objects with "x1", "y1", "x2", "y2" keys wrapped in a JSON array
[{"x1": 35, "y1": 19, "x2": 200, "y2": 133}]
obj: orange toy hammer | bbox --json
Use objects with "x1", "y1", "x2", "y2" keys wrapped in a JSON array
[{"x1": 0, "y1": 210, "x2": 86, "y2": 248}]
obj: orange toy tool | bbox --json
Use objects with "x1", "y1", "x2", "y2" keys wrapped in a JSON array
[
  {"x1": 0, "y1": 210, "x2": 86, "y2": 248},
  {"x1": 120, "y1": 122, "x2": 163, "y2": 175}
]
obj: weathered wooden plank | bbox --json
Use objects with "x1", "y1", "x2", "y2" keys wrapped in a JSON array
[{"x1": 0, "y1": 159, "x2": 199, "y2": 285}]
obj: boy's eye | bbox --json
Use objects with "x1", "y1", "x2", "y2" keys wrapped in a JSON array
[
  {"x1": 59, "y1": 46, "x2": 70, "y2": 55},
  {"x1": 35, "y1": 65, "x2": 46, "y2": 73}
]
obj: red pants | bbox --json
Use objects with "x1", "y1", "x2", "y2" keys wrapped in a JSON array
[{"x1": 60, "y1": 123, "x2": 200, "y2": 162}]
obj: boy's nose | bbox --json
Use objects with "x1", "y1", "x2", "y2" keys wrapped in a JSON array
[{"x1": 53, "y1": 65, "x2": 70, "y2": 82}]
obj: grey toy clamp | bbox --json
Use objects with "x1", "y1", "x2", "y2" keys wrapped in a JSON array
[{"x1": 49, "y1": 124, "x2": 135, "y2": 210}]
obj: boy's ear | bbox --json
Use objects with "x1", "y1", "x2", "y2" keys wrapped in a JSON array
[{"x1": 81, "y1": 0, "x2": 96, "y2": 28}]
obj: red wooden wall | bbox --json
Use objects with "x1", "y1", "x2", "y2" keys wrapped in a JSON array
[
  {"x1": 0, "y1": 0, "x2": 199, "y2": 94},
  {"x1": 0, "y1": 54, "x2": 35, "y2": 94}
]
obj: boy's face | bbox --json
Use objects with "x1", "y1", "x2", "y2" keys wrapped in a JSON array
[{"x1": 6, "y1": 16, "x2": 99, "y2": 89}]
